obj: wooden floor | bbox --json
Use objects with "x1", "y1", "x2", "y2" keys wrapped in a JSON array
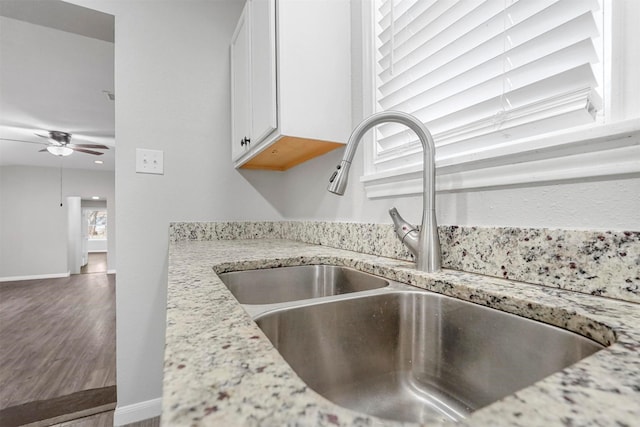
[
  {"x1": 51, "y1": 410, "x2": 114, "y2": 427},
  {"x1": 80, "y1": 253, "x2": 108, "y2": 275},
  {"x1": 50, "y1": 411, "x2": 160, "y2": 427},
  {"x1": 0, "y1": 273, "x2": 116, "y2": 426}
]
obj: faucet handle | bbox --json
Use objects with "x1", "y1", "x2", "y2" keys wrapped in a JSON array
[
  {"x1": 389, "y1": 207, "x2": 417, "y2": 233},
  {"x1": 389, "y1": 207, "x2": 420, "y2": 258}
]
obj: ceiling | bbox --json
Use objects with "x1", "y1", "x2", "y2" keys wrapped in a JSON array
[{"x1": 0, "y1": 0, "x2": 115, "y2": 171}]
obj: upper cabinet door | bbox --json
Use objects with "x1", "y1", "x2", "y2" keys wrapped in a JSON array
[
  {"x1": 230, "y1": 2, "x2": 251, "y2": 161},
  {"x1": 230, "y1": 0, "x2": 350, "y2": 171},
  {"x1": 250, "y1": 0, "x2": 277, "y2": 145}
]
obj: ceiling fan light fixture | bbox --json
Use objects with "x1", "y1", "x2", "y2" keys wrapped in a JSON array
[{"x1": 47, "y1": 146, "x2": 73, "y2": 156}]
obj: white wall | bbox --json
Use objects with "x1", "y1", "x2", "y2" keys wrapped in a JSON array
[
  {"x1": 261, "y1": 147, "x2": 640, "y2": 230},
  {"x1": 0, "y1": 165, "x2": 68, "y2": 278},
  {"x1": 87, "y1": 239, "x2": 108, "y2": 252},
  {"x1": 0, "y1": 165, "x2": 115, "y2": 279},
  {"x1": 67, "y1": 1, "x2": 284, "y2": 424}
]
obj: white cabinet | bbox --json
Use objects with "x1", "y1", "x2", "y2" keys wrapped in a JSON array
[
  {"x1": 249, "y1": 0, "x2": 277, "y2": 145},
  {"x1": 230, "y1": 3, "x2": 251, "y2": 162},
  {"x1": 231, "y1": 0, "x2": 277, "y2": 162},
  {"x1": 230, "y1": 0, "x2": 351, "y2": 171}
]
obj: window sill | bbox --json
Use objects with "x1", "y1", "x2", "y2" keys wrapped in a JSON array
[{"x1": 362, "y1": 118, "x2": 640, "y2": 198}]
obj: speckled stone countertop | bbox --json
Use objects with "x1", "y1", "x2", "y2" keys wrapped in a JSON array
[{"x1": 163, "y1": 239, "x2": 640, "y2": 427}]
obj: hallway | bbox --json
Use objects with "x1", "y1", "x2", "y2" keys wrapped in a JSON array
[
  {"x1": 0, "y1": 273, "x2": 116, "y2": 426},
  {"x1": 80, "y1": 253, "x2": 108, "y2": 275}
]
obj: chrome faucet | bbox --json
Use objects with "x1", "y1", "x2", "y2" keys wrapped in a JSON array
[{"x1": 327, "y1": 111, "x2": 441, "y2": 273}]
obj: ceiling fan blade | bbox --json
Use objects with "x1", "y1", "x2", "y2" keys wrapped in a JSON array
[
  {"x1": 68, "y1": 143, "x2": 110, "y2": 150},
  {"x1": 70, "y1": 133, "x2": 114, "y2": 145},
  {"x1": 71, "y1": 147, "x2": 104, "y2": 156},
  {"x1": 0, "y1": 137, "x2": 49, "y2": 145}
]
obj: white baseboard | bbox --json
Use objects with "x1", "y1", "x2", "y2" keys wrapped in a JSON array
[
  {"x1": 89, "y1": 250, "x2": 108, "y2": 253},
  {"x1": 0, "y1": 272, "x2": 70, "y2": 282},
  {"x1": 113, "y1": 398, "x2": 162, "y2": 426},
  {"x1": 107, "y1": 269, "x2": 117, "y2": 275}
]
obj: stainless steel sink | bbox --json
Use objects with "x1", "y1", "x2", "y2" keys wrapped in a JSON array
[
  {"x1": 218, "y1": 265, "x2": 388, "y2": 304},
  {"x1": 254, "y1": 291, "x2": 604, "y2": 424}
]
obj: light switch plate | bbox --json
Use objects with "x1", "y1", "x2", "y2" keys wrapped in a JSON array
[{"x1": 136, "y1": 148, "x2": 164, "y2": 175}]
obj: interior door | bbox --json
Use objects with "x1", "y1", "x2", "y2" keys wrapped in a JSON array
[
  {"x1": 81, "y1": 209, "x2": 89, "y2": 267},
  {"x1": 66, "y1": 196, "x2": 82, "y2": 274}
]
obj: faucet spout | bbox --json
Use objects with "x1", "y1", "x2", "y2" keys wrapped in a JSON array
[{"x1": 327, "y1": 111, "x2": 441, "y2": 273}]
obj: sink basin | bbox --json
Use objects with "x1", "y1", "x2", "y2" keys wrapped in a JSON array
[
  {"x1": 218, "y1": 265, "x2": 388, "y2": 304},
  {"x1": 255, "y1": 291, "x2": 604, "y2": 423}
]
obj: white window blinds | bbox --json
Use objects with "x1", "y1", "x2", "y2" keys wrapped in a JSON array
[{"x1": 373, "y1": 0, "x2": 603, "y2": 167}]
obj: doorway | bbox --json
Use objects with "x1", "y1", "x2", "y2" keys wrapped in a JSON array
[
  {"x1": 66, "y1": 197, "x2": 110, "y2": 275},
  {"x1": 81, "y1": 201, "x2": 108, "y2": 274}
]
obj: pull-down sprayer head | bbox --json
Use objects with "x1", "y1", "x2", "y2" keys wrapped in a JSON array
[{"x1": 327, "y1": 160, "x2": 351, "y2": 195}]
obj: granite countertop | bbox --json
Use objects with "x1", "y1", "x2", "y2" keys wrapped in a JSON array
[{"x1": 163, "y1": 239, "x2": 640, "y2": 426}]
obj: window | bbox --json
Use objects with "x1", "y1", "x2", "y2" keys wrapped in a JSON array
[
  {"x1": 87, "y1": 210, "x2": 107, "y2": 240},
  {"x1": 359, "y1": 0, "x2": 640, "y2": 198}
]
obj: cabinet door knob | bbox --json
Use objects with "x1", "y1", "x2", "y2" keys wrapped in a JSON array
[{"x1": 240, "y1": 137, "x2": 251, "y2": 147}]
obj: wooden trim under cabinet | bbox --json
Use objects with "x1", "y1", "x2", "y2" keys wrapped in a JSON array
[{"x1": 240, "y1": 136, "x2": 343, "y2": 171}]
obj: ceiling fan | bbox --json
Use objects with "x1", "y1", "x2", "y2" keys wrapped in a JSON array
[
  {"x1": 35, "y1": 130, "x2": 109, "y2": 156},
  {"x1": 0, "y1": 130, "x2": 110, "y2": 157}
]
